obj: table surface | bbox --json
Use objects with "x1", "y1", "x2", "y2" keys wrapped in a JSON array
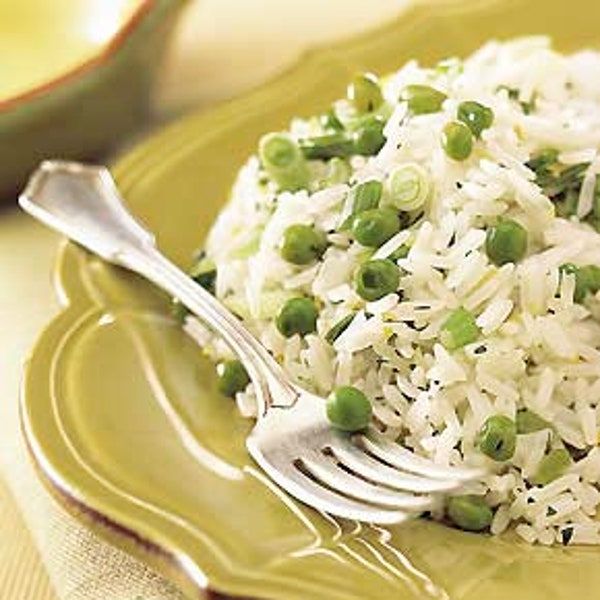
[{"x1": 0, "y1": 1, "x2": 406, "y2": 598}]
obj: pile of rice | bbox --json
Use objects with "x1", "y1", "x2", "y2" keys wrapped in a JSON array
[{"x1": 185, "y1": 37, "x2": 600, "y2": 545}]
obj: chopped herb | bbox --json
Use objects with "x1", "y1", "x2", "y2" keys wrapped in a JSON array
[
  {"x1": 546, "y1": 506, "x2": 557, "y2": 516},
  {"x1": 526, "y1": 148, "x2": 559, "y2": 181},
  {"x1": 497, "y1": 85, "x2": 536, "y2": 114},
  {"x1": 388, "y1": 244, "x2": 410, "y2": 262},
  {"x1": 190, "y1": 257, "x2": 217, "y2": 295},
  {"x1": 526, "y1": 149, "x2": 596, "y2": 220},
  {"x1": 521, "y1": 94, "x2": 537, "y2": 115},
  {"x1": 325, "y1": 313, "x2": 356, "y2": 344},
  {"x1": 561, "y1": 526, "x2": 574, "y2": 546}
]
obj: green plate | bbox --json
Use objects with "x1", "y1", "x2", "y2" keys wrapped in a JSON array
[{"x1": 21, "y1": 1, "x2": 600, "y2": 598}]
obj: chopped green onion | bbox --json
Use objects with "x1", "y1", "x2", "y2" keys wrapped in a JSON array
[
  {"x1": 322, "y1": 157, "x2": 351, "y2": 186},
  {"x1": 353, "y1": 115, "x2": 386, "y2": 155},
  {"x1": 352, "y1": 180, "x2": 383, "y2": 213},
  {"x1": 299, "y1": 132, "x2": 355, "y2": 160},
  {"x1": 476, "y1": 415, "x2": 517, "y2": 461},
  {"x1": 441, "y1": 307, "x2": 480, "y2": 350},
  {"x1": 531, "y1": 449, "x2": 572, "y2": 486},
  {"x1": 516, "y1": 408, "x2": 552, "y2": 434},
  {"x1": 347, "y1": 73, "x2": 384, "y2": 113},
  {"x1": 300, "y1": 115, "x2": 386, "y2": 159},
  {"x1": 401, "y1": 84, "x2": 447, "y2": 115},
  {"x1": 259, "y1": 132, "x2": 310, "y2": 191},
  {"x1": 339, "y1": 180, "x2": 383, "y2": 231},
  {"x1": 385, "y1": 163, "x2": 430, "y2": 211}
]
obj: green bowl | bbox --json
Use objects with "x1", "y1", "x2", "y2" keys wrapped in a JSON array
[
  {"x1": 21, "y1": 1, "x2": 600, "y2": 599},
  {"x1": 0, "y1": 0, "x2": 186, "y2": 200}
]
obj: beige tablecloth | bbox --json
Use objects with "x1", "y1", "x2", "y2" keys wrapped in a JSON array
[{"x1": 0, "y1": 1, "x2": 408, "y2": 598}]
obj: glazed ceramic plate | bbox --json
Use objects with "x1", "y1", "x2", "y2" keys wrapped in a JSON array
[
  {"x1": 21, "y1": 1, "x2": 600, "y2": 598},
  {"x1": 0, "y1": 0, "x2": 184, "y2": 199}
]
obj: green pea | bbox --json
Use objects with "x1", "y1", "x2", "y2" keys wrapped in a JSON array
[
  {"x1": 485, "y1": 219, "x2": 528, "y2": 266},
  {"x1": 476, "y1": 415, "x2": 517, "y2": 461},
  {"x1": 276, "y1": 297, "x2": 318, "y2": 338},
  {"x1": 442, "y1": 121, "x2": 473, "y2": 161},
  {"x1": 401, "y1": 84, "x2": 447, "y2": 115},
  {"x1": 217, "y1": 360, "x2": 250, "y2": 397},
  {"x1": 355, "y1": 259, "x2": 400, "y2": 301},
  {"x1": 299, "y1": 132, "x2": 355, "y2": 160},
  {"x1": 327, "y1": 385, "x2": 373, "y2": 432},
  {"x1": 440, "y1": 307, "x2": 480, "y2": 350},
  {"x1": 530, "y1": 449, "x2": 572, "y2": 486},
  {"x1": 352, "y1": 208, "x2": 401, "y2": 248},
  {"x1": 447, "y1": 495, "x2": 493, "y2": 532},
  {"x1": 457, "y1": 100, "x2": 494, "y2": 138},
  {"x1": 353, "y1": 116, "x2": 386, "y2": 156},
  {"x1": 280, "y1": 224, "x2": 327, "y2": 265},
  {"x1": 259, "y1": 132, "x2": 310, "y2": 191},
  {"x1": 560, "y1": 263, "x2": 600, "y2": 303},
  {"x1": 348, "y1": 73, "x2": 384, "y2": 113},
  {"x1": 325, "y1": 313, "x2": 356, "y2": 344},
  {"x1": 516, "y1": 408, "x2": 552, "y2": 434}
]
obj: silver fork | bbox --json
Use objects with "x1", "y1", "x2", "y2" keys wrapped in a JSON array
[{"x1": 20, "y1": 160, "x2": 483, "y2": 525}]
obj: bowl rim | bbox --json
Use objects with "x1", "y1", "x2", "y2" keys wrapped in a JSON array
[{"x1": 0, "y1": 0, "x2": 155, "y2": 113}]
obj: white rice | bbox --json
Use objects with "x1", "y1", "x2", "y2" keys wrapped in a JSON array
[{"x1": 187, "y1": 37, "x2": 600, "y2": 545}]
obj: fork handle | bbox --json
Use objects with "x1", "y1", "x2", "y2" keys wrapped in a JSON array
[
  {"x1": 126, "y1": 247, "x2": 297, "y2": 413},
  {"x1": 19, "y1": 160, "x2": 296, "y2": 416}
]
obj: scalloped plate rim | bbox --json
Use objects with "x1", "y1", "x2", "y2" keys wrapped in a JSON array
[{"x1": 19, "y1": 1, "x2": 591, "y2": 598}]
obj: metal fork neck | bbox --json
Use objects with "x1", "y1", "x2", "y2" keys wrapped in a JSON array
[{"x1": 125, "y1": 246, "x2": 298, "y2": 417}]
